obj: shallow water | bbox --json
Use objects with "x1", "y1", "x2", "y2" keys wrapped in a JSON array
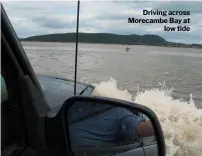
[
  {"x1": 22, "y1": 42, "x2": 202, "y2": 108},
  {"x1": 22, "y1": 41, "x2": 202, "y2": 156}
]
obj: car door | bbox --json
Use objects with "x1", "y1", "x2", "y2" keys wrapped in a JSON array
[
  {"x1": 1, "y1": 4, "x2": 52, "y2": 156},
  {"x1": 2, "y1": 4, "x2": 92, "y2": 156}
]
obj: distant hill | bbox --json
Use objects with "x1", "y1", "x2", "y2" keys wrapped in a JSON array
[{"x1": 20, "y1": 33, "x2": 202, "y2": 49}]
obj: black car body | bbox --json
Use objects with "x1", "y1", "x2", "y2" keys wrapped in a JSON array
[{"x1": 37, "y1": 75, "x2": 95, "y2": 110}]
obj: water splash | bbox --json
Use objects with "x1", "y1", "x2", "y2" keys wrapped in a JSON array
[{"x1": 91, "y1": 77, "x2": 202, "y2": 156}]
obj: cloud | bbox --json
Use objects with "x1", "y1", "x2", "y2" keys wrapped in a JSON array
[{"x1": 2, "y1": 1, "x2": 202, "y2": 44}]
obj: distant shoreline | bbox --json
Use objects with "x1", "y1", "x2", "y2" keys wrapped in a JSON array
[
  {"x1": 20, "y1": 40, "x2": 202, "y2": 49},
  {"x1": 20, "y1": 33, "x2": 202, "y2": 49},
  {"x1": 21, "y1": 41, "x2": 202, "y2": 51}
]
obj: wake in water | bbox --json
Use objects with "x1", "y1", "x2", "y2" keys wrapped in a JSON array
[{"x1": 91, "y1": 77, "x2": 202, "y2": 156}]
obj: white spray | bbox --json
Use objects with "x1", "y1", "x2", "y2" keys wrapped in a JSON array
[{"x1": 91, "y1": 77, "x2": 202, "y2": 156}]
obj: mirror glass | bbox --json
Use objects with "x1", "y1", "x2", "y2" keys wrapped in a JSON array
[{"x1": 67, "y1": 100, "x2": 158, "y2": 156}]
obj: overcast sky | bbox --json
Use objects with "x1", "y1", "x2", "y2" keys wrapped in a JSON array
[{"x1": 2, "y1": 1, "x2": 202, "y2": 44}]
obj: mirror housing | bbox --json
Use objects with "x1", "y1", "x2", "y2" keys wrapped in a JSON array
[{"x1": 59, "y1": 95, "x2": 165, "y2": 156}]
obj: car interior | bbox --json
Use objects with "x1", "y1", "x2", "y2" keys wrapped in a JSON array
[{"x1": 1, "y1": 5, "x2": 64, "y2": 156}]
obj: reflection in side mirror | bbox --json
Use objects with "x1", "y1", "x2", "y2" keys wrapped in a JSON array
[
  {"x1": 68, "y1": 102, "x2": 156, "y2": 145},
  {"x1": 63, "y1": 96, "x2": 165, "y2": 156}
]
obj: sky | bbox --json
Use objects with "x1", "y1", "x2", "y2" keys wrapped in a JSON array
[{"x1": 2, "y1": 1, "x2": 202, "y2": 44}]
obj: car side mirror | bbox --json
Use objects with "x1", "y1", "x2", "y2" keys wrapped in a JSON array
[{"x1": 61, "y1": 95, "x2": 165, "y2": 156}]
